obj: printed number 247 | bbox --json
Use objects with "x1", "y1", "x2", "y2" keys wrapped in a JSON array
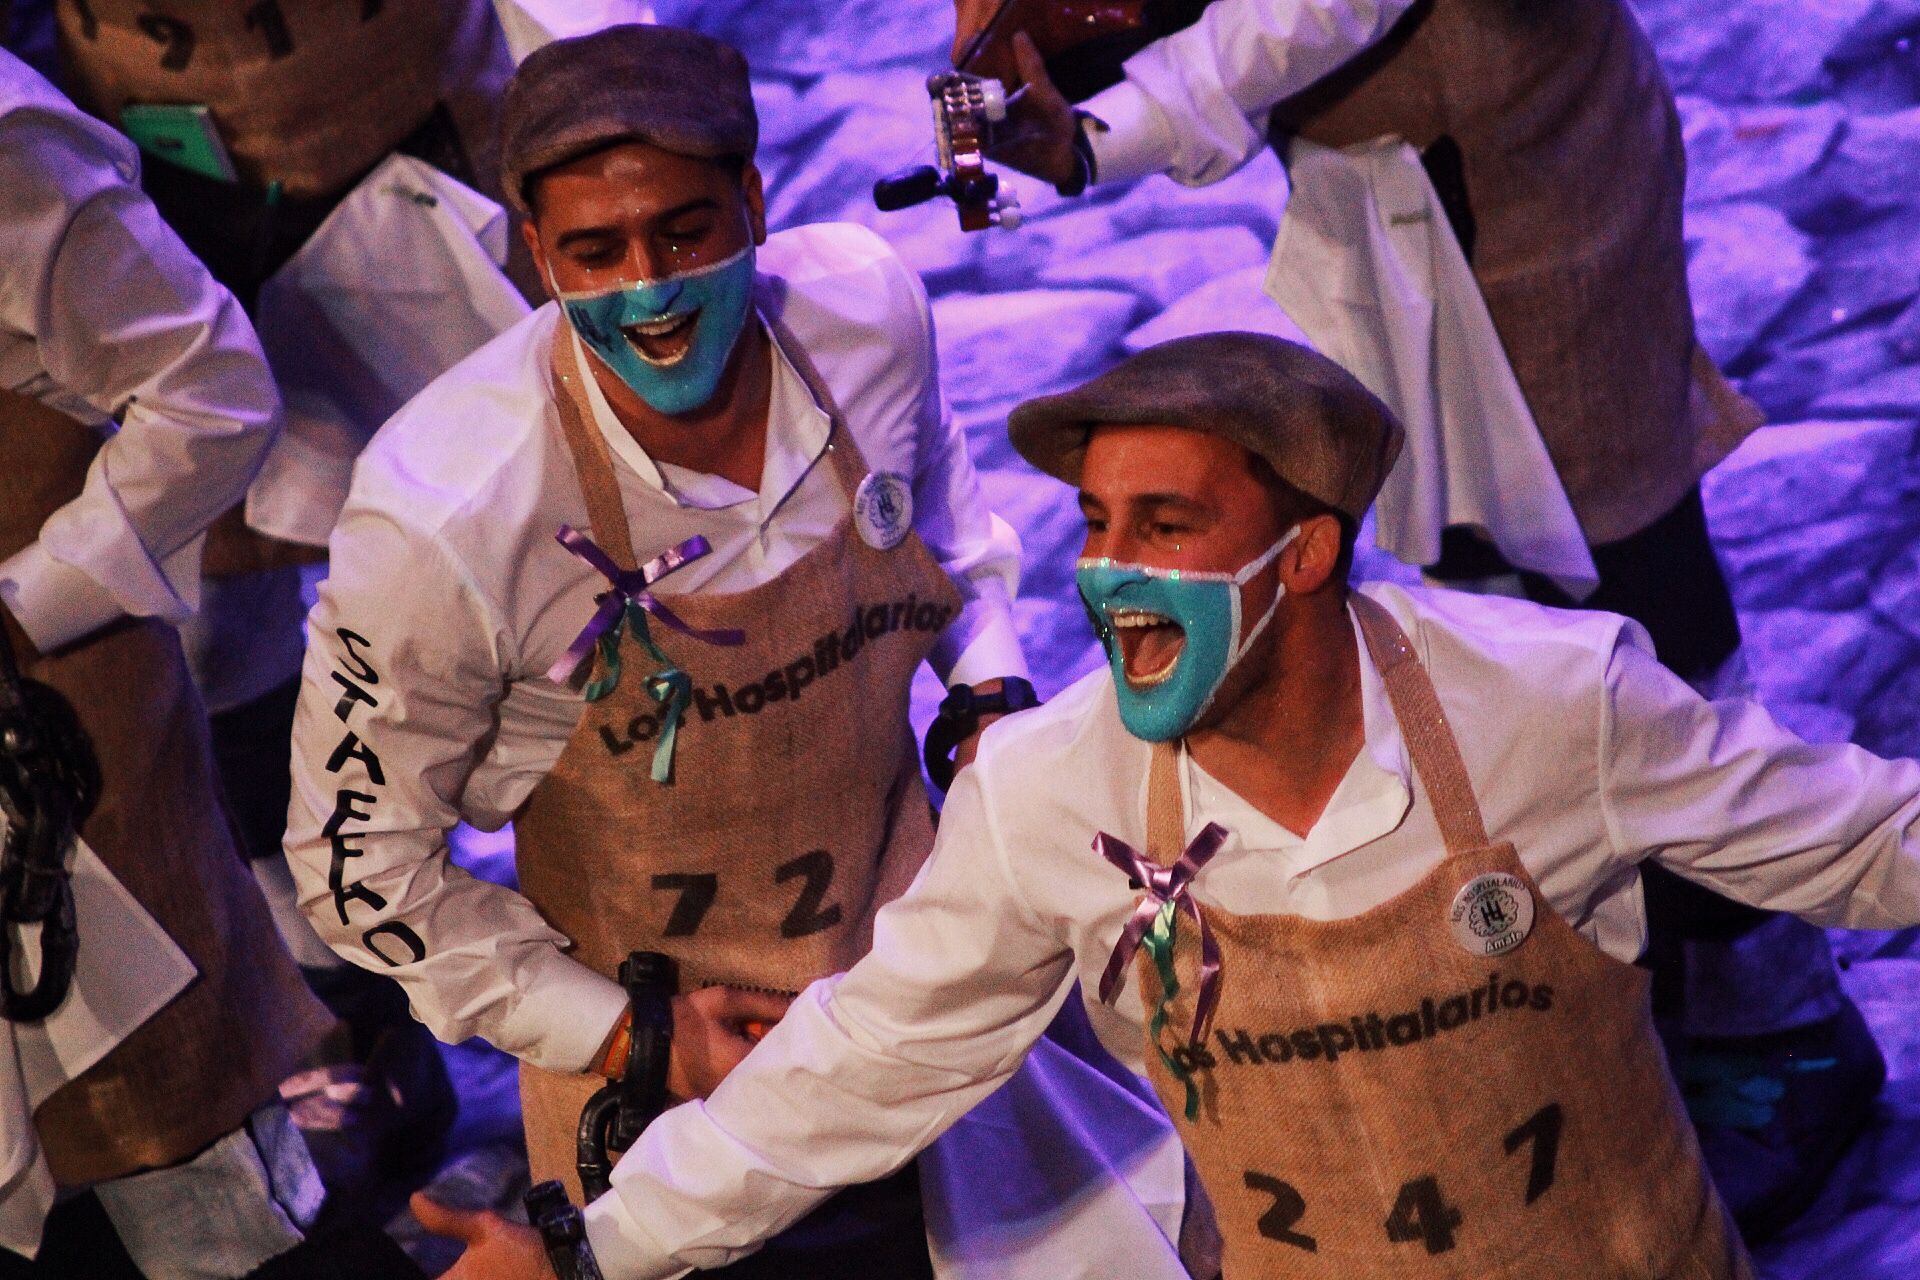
[{"x1": 1245, "y1": 1102, "x2": 1564, "y2": 1256}]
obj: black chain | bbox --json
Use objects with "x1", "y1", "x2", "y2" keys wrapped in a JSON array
[{"x1": 0, "y1": 622, "x2": 99, "y2": 1022}]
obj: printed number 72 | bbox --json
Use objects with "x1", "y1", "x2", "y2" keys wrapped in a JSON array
[{"x1": 650, "y1": 851, "x2": 843, "y2": 939}]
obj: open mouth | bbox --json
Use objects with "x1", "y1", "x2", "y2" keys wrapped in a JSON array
[
  {"x1": 622, "y1": 309, "x2": 700, "y2": 367},
  {"x1": 1109, "y1": 608, "x2": 1185, "y2": 687}
]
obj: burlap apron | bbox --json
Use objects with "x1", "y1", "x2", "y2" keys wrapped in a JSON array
[
  {"x1": 0, "y1": 388, "x2": 329, "y2": 1183},
  {"x1": 514, "y1": 328, "x2": 961, "y2": 1199},
  {"x1": 1270, "y1": 0, "x2": 1760, "y2": 545},
  {"x1": 55, "y1": 0, "x2": 508, "y2": 202},
  {"x1": 1131, "y1": 595, "x2": 1752, "y2": 1278}
]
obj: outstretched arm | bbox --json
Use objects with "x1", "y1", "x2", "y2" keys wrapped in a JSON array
[{"x1": 1600, "y1": 631, "x2": 1920, "y2": 926}]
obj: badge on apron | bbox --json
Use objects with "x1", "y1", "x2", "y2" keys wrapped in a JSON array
[
  {"x1": 1448, "y1": 872, "x2": 1534, "y2": 957},
  {"x1": 853, "y1": 471, "x2": 913, "y2": 550}
]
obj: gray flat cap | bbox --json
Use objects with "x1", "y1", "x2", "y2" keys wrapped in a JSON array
[
  {"x1": 1008, "y1": 332, "x2": 1404, "y2": 521},
  {"x1": 500, "y1": 24, "x2": 757, "y2": 217}
]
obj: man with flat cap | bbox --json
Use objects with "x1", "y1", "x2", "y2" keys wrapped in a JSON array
[
  {"x1": 432, "y1": 331, "x2": 1920, "y2": 1280},
  {"x1": 284, "y1": 21, "x2": 1194, "y2": 1280},
  {"x1": 957, "y1": 0, "x2": 1878, "y2": 1234}
]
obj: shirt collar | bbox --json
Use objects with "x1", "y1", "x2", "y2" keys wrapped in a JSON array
[
  {"x1": 1183, "y1": 596, "x2": 1413, "y2": 874},
  {"x1": 568, "y1": 319, "x2": 831, "y2": 514}
]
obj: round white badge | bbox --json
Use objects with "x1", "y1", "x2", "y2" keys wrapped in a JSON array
[
  {"x1": 1448, "y1": 873, "x2": 1534, "y2": 957},
  {"x1": 854, "y1": 471, "x2": 914, "y2": 550}
]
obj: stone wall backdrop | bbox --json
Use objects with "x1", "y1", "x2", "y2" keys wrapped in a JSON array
[{"x1": 417, "y1": 2, "x2": 1920, "y2": 1272}]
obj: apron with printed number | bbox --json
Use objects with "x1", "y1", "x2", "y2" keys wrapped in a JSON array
[
  {"x1": 1132, "y1": 594, "x2": 1752, "y2": 1279},
  {"x1": 513, "y1": 321, "x2": 961, "y2": 1199},
  {"x1": 0, "y1": 388, "x2": 330, "y2": 1183},
  {"x1": 56, "y1": 0, "x2": 507, "y2": 202}
]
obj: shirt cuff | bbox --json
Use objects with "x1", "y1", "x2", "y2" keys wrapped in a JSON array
[
  {"x1": 243, "y1": 426, "x2": 357, "y2": 548},
  {"x1": 942, "y1": 602, "x2": 1030, "y2": 689},
  {"x1": 0, "y1": 542, "x2": 126, "y2": 652},
  {"x1": 583, "y1": 1186, "x2": 690, "y2": 1280},
  {"x1": 1079, "y1": 80, "x2": 1182, "y2": 187},
  {"x1": 497, "y1": 948, "x2": 632, "y2": 1075}
]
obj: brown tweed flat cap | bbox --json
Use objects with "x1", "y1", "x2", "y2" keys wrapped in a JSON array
[
  {"x1": 499, "y1": 24, "x2": 758, "y2": 218},
  {"x1": 1008, "y1": 332, "x2": 1404, "y2": 521}
]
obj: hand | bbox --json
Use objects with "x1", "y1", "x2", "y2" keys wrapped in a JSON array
[
  {"x1": 985, "y1": 33, "x2": 1082, "y2": 189},
  {"x1": 667, "y1": 986, "x2": 793, "y2": 1100},
  {"x1": 411, "y1": 1194, "x2": 556, "y2": 1280},
  {"x1": 593, "y1": 1009, "x2": 633, "y2": 1080},
  {"x1": 951, "y1": 0, "x2": 1004, "y2": 63}
]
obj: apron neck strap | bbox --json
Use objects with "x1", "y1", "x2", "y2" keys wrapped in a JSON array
[
  {"x1": 1142, "y1": 593, "x2": 1493, "y2": 866},
  {"x1": 1350, "y1": 592, "x2": 1493, "y2": 855},
  {"x1": 1147, "y1": 739, "x2": 1186, "y2": 867},
  {"x1": 550, "y1": 330, "x2": 641, "y2": 572}
]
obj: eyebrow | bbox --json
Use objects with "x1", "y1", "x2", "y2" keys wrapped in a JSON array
[
  {"x1": 649, "y1": 196, "x2": 722, "y2": 226},
  {"x1": 554, "y1": 225, "x2": 622, "y2": 251},
  {"x1": 552, "y1": 198, "x2": 723, "y2": 251},
  {"x1": 1078, "y1": 491, "x2": 1213, "y2": 520},
  {"x1": 1129, "y1": 492, "x2": 1211, "y2": 514}
]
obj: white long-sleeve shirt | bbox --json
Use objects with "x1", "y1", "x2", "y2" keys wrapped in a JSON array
[
  {"x1": 284, "y1": 223, "x2": 1028, "y2": 1073},
  {"x1": 0, "y1": 51, "x2": 281, "y2": 652},
  {"x1": 581, "y1": 581, "x2": 1920, "y2": 1277},
  {"x1": 1078, "y1": 0, "x2": 1419, "y2": 187}
]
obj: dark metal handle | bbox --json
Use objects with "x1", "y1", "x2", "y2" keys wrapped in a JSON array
[
  {"x1": 0, "y1": 863, "x2": 75, "y2": 1022},
  {"x1": 573, "y1": 1088, "x2": 623, "y2": 1203},
  {"x1": 873, "y1": 164, "x2": 946, "y2": 212},
  {"x1": 0, "y1": 622, "x2": 94, "y2": 1024},
  {"x1": 525, "y1": 1180, "x2": 605, "y2": 1280},
  {"x1": 576, "y1": 951, "x2": 678, "y2": 1200},
  {"x1": 923, "y1": 678, "x2": 1041, "y2": 795}
]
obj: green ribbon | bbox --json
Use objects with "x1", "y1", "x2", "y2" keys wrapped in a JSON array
[
  {"x1": 1142, "y1": 900, "x2": 1200, "y2": 1121},
  {"x1": 584, "y1": 602, "x2": 691, "y2": 784}
]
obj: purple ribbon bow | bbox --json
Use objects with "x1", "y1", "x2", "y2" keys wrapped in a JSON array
[
  {"x1": 1096, "y1": 823, "x2": 1229, "y2": 1049},
  {"x1": 547, "y1": 526, "x2": 745, "y2": 685}
]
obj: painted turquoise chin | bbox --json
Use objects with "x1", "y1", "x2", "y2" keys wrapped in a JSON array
[
  {"x1": 559, "y1": 246, "x2": 757, "y2": 417},
  {"x1": 1076, "y1": 561, "x2": 1236, "y2": 743}
]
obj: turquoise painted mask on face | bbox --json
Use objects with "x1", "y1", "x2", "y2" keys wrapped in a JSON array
[
  {"x1": 552, "y1": 245, "x2": 757, "y2": 417},
  {"x1": 1077, "y1": 527, "x2": 1300, "y2": 742}
]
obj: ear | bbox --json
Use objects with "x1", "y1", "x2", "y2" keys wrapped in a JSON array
[
  {"x1": 1280, "y1": 514, "x2": 1344, "y2": 596},
  {"x1": 520, "y1": 218, "x2": 554, "y2": 299},
  {"x1": 742, "y1": 163, "x2": 769, "y2": 246}
]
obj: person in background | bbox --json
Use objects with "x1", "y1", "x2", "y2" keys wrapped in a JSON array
[
  {"x1": 0, "y1": 48, "x2": 419, "y2": 1279},
  {"x1": 46, "y1": 0, "x2": 548, "y2": 1197}
]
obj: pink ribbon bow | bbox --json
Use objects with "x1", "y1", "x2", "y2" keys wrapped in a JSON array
[
  {"x1": 1096, "y1": 823, "x2": 1229, "y2": 1049},
  {"x1": 546, "y1": 526, "x2": 745, "y2": 686}
]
